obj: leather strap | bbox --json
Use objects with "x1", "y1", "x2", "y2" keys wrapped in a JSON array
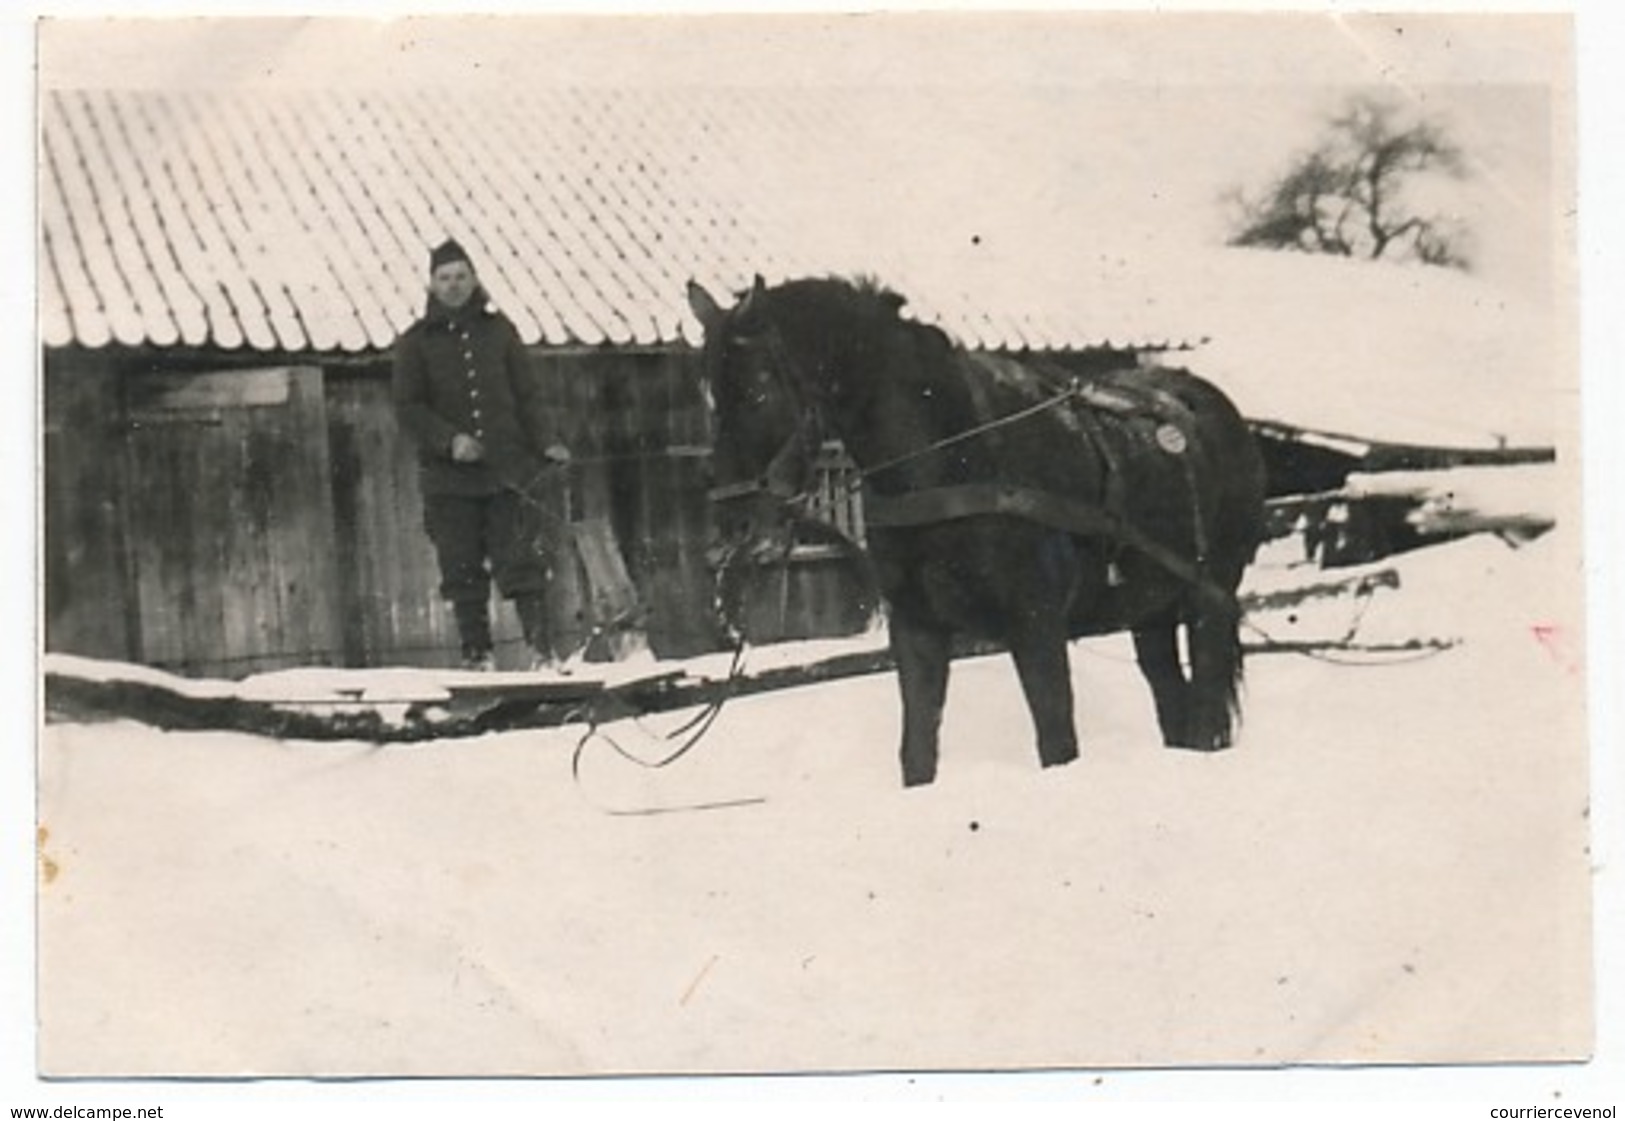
[{"x1": 862, "y1": 482, "x2": 1235, "y2": 612}]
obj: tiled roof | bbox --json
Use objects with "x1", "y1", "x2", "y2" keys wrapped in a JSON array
[{"x1": 39, "y1": 87, "x2": 1189, "y2": 354}]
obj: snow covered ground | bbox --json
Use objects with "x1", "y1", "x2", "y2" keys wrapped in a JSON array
[{"x1": 36, "y1": 527, "x2": 1594, "y2": 1077}]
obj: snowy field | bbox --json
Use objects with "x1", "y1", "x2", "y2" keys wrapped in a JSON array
[{"x1": 36, "y1": 525, "x2": 1595, "y2": 1078}]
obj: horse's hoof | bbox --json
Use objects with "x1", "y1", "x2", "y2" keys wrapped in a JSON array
[
  {"x1": 1039, "y1": 748, "x2": 1079, "y2": 769},
  {"x1": 1165, "y1": 737, "x2": 1233, "y2": 753}
]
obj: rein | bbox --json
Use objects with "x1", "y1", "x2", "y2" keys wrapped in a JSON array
[
  {"x1": 853, "y1": 381, "x2": 1088, "y2": 487},
  {"x1": 568, "y1": 636, "x2": 768, "y2": 817},
  {"x1": 708, "y1": 326, "x2": 1232, "y2": 610},
  {"x1": 566, "y1": 528, "x2": 811, "y2": 818},
  {"x1": 511, "y1": 460, "x2": 765, "y2": 815},
  {"x1": 708, "y1": 357, "x2": 1094, "y2": 505}
]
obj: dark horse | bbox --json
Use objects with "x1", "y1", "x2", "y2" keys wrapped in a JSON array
[{"x1": 688, "y1": 275, "x2": 1267, "y2": 787}]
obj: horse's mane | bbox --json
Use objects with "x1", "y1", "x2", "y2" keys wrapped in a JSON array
[
  {"x1": 768, "y1": 274, "x2": 904, "y2": 322},
  {"x1": 751, "y1": 275, "x2": 996, "y2": 433},
  {"x1": 765, "y1": 275, "x2": 955, "y2": 364}
]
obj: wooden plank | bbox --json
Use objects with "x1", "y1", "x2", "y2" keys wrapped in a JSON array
[
  {"x1": 1252, "y1": 418, "x2": 1556, "y2": 473},
  {"x1": 546, "y1": 357, "x2": 596, "y2": 658},
  {"x1": 564, "y1": 369, "x2": 647, "y2": 664},
  {"x1": 43, "y1": 353, "x2": 135, "y2": 660},
  {"x1": 126, "y1": 367, "x2": 291, "y2": 414},
  {"x1": 44, "y1": 619, "x2": 1454, "y2": 746},
  {"x1": 121, "y1": 365, "x2": 344, "y2": 676},
  {"x1": 275, "y1": 369, "x2": 345, "y2": 666},
  {"x1": 325, "y1": 373, "x2": 464, "y2": 668},
  {"x1": 531, "y1": 351, "x2": 574, "y2": 456},
  {"x1": 214, "y1": 420, "x2": 257, "y2": 667},
  {"x1": 638, "y1": 357, "x2": 719, "y2": 655},
  {"x1": 1242, "y1": 567, "x2": 1401, "y2": 613},
  {"x1": 122, "y1": 421, "x2": 189, "y2": 667},
  {"x1": 572, "y1": 517, "x2": 641, "y2": 626},
  {"x1": 643, "y1": 456, "x2": 723, "y2": 657},
  {"x1": 324, "y1": 401, "x2": 369, "y2": 665},
  {"x1": 41, "y1": 662, "x2": 691, "y2": 743}
]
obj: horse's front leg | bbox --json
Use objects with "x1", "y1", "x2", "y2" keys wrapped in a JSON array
[{"x1": 891, "y1": 615, "x2": 952, "y2": 787}]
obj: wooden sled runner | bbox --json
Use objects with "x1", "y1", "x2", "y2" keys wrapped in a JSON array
[{"x1": 43, "y1": 551, "x2": 1440, "y2": 747}]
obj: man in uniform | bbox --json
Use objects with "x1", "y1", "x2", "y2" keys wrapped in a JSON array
[{"x1": 392, "y1": 238, "x2": 570, "y2": 670}]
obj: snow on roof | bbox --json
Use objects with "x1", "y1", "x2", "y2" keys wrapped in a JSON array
[
  {"x1": 40, "y1": 89, "x2": 1563, "y2": 448},
  {"x1": 1163, "y1": 249, "x2": 1564, "y2": 449},
  {"x1": 39, "y1": 87, "x2": 1189, "y2": 356}
]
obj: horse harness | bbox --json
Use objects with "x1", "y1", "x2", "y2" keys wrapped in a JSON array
[
  {"x1": 706, "y1": 321, "x2": 1236, "y2": 614},
  {"x1": 860, "y1": 381, "x2": 1231, "y2": 612}
]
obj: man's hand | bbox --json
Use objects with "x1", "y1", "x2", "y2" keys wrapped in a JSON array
[{"x1": 450, "y1": 433, "x2": 486, "y2": 463}]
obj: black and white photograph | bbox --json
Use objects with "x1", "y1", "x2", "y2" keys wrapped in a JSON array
[{"x1": 18, "y1": 5, "x2": 1623, "y2": 1104}]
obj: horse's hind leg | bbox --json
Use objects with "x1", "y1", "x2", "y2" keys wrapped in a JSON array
[
  {"x1": 892, "y1": 617, "x2": 952, "y2": 787},
  {"x1": 1133, "y1": 620, "x2": 1191, "y2": 746},
  {"x1": 1009, "y1": 618, "x2": 1079, "y2": 770},
  {"x1": 1182, "y1": 606, "x2": 1244, "y2": 751}
]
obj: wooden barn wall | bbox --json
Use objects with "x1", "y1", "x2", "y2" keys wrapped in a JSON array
[
  {"x1": 122, "y1": 365, "x2": 346, "y2": 676},
  {"x1": 43, "y1": 348, "x2": 136, "y2": 661},
  {"x1": 44, "y1": 356, "x2": 349, "y2": 677},
  {"x1": 41, "y1": 343, "x2": 1133, "y2": 674},
  {"x1": 44, "y1": 345, "x2": 743, "y2": 676},
  {"x1": 579, "y1": 349, "x2": 721, "y2": 657},
  {"x1": 44, "y1": 331, "x2": 1564, "y2": 679},
  {"x1": 325, "y1": 348, "x2": 728, "y2": 667},
  {"x1": 49, "y1": 340, "x2": 1149, "y2": 675},
  {"x1": 324, "y1": 371, "x2": 458, "y2": 667}
]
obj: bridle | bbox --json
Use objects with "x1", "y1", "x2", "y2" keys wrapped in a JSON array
[
  {"x1": 702, "y1": 315, "x2": 878, "y2": 648},
  {"x1": 700, "y1": 309, "x2": 1239, "y2": 621},
  {"x1": 704, "y1": 320, "x2": 827, "y2": 514}
]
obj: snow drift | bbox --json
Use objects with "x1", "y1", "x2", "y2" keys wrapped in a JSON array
[{"x1": 36, "y1": 525, "x2": 1591, "y2": 1076}]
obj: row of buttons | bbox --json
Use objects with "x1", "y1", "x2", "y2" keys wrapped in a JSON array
[{"x1": 460, "y1": 330, "x2": 482, "y2": 437}]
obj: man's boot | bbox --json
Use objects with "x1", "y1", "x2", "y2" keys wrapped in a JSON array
[
  {"x1": 453, "y1": 598, "x2": 495, "y2": 671},
  {"x1": 514, "y1": 594, "x2": 555, "y2": 671}
]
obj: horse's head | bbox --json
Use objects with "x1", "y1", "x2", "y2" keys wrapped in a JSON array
[{"x1": 687, "y1": 276, "x2": 821, "y2": 565}]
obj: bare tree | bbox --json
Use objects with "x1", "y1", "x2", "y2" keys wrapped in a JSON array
[{"x1": 1226, "y1": 94, "x2": 1473, "y2": 269}]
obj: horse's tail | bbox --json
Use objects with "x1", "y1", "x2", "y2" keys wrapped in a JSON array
[
  {"x1": 1186, "y1": 586, "x2": 1247, "y2": 750},
  {"x1": 1175, "y1": 367, "x2": 1264, "y2": 750},
  {"x1": 1220, "y1": 596, "x2": 1248, "y2": 731}
]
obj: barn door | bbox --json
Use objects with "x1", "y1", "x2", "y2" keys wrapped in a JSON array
[{"x1": 120, "y1": 366, "x2": 343, "y2": 677}]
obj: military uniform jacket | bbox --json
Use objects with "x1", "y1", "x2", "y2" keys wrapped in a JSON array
[{"x1": 392, "y1": 293, "x2": 550, "y2": 497}]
